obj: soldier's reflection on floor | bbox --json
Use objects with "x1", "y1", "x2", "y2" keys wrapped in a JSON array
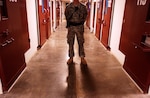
[
  {"x1": 80, "y1": 64, "x2": 97, "y2": 93},
  {"x1": 66, "y1": 63, "x2": 77, "y2": 98}
]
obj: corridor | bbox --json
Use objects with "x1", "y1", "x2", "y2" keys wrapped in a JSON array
[{"x1": 0, "y1": 21, "x2": 149, "y2": 98}]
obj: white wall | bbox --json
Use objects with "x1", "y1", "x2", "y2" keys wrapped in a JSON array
[
  {"x1": 90, "y1": 0, "x2": 94, "y2": 32},
  {"x1": 25, "y1": 0, "x2": 39, "y2": 63},
  {"x1": 0, "y1": 80, "x2": 2, "y2": 94},
  {"x1": 148, "y1": 85, "x2": 150, "y2": 95},
  {"x1": 110, "y1": 0, "x2": 126, "y2": 65},
  {"x1": 62, "y1": 2, "x2": 66, "y2": 20}
]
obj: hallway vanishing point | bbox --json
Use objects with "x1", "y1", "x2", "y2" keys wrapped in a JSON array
[{"x1": 0, "y1": 21, "x2": 150, "y2": 98}]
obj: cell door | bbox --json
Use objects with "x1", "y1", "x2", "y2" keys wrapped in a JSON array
[
  {"x1": 101, "y1": 0, "x2": 113, "y2": 50},
  {"x1": 46, "y1": 0, "x2": 51, "y2": 38},
  {"x1": 86, "y1": 2, "x2": 90, "y2": 28},
  {"x1": 38, "y1": 0, "x2": 51, "y2": 48},
  {"x1": 56, "y1": 1, "x2": 60, "y2": 27},
  {"x1": 95, "y1": 0, "x2": 103, "y2": 39},
  {"x1": 119, "y1": 0, "x2": 150, "y2": 93},
  {"x1": 0, "y1": 0, "x2": 29, "y2": 91}
]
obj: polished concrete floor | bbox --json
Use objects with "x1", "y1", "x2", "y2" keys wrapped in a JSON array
[{"x1": 0, "y1": 22, "x2": 150, "y2": 98}]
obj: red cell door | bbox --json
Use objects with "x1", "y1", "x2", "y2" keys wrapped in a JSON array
[
  {"x1": 38, "y1": 0, "x2": 51, "y2": 48},
  {"x1": 46, "y1": 0, "x2": 51, "y2": 38},
  {"x1": 101, "y1": 0, "x2": 113, "y2": 50},
  {"x1": 0, "y1": 0, "x2": 30, "y2": 91},
  {"x1": 56, "y1": 1, "x2": 60, "y2": 27},
  {"x1": 95, "y1": 0, "x2": 113, "y2": 49},
  {"x1": 86, "y1": 2, "x2": 90, "y2": 28},
  {"x1": 119, "y1": 0, "x2": 150, "y2": 93},
  {"x1": 95, "y1": 0, "x2": 103, "y2": 39}
]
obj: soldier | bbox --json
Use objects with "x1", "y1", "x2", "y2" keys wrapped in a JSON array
[{"x1": 65, "y1": 0, "x2": 88, "y2": 65}]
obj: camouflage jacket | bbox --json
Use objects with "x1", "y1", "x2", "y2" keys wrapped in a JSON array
[{"x1": 65, "y1": 2, "x2": 87, "y2": 26}]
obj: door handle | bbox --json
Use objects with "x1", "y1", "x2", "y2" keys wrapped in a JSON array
[
  {"x1": 42, "y1": 19, "x2": 47, "y2": 24},
  {"x1": 1, "y1": 42, "x2": 7, "y2": 47},
  {"x1": 102, "y1": 20, "x2": 106, "y2": 26},
  {"x1": 97, "y1": 19, "x2": 101, "y2": 23},
  {"x1": 0, "y1": 37, "x2": 14, "y2": 47},
  {"x1": 6, "y1": 37, "x2": 14, "y2": 44},
  {"x1": 6, "y1": 39, "x2": 13, "y2": 44}
]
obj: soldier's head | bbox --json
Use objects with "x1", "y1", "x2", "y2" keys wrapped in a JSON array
[
  {"x1": 73, "y1": 0, "x2": 87, "y2": 4},
  {"x1": 73, "y1": 0, "x2": 80, "y2": 5}
]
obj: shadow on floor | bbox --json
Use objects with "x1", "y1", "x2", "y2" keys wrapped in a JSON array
[
  {"x1": 66, "y1": 63, "x2": 77, "y2": 98},
  {"x1": 80, "y1": 64, "x2": 97, "y2": 93}
]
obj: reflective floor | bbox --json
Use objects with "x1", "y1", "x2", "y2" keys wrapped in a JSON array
[{"x1": 0, "y1": 21, "x2": 149, "y2": 98}]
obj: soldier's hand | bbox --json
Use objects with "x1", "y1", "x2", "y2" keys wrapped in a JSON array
[{"x1": 75, "y1": 7, "x2": 78, "y2": 12}]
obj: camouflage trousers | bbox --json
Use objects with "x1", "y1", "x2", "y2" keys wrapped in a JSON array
[{"x1": 67, "y1": 25, "x2": 85, "y2": 58}]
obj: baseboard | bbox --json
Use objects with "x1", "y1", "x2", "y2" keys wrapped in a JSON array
[
  {"x1": 121, "y1": 67, "x2": 144, "y2": 93},
  {"x1": 7, "y1": 67, "x2": 27, "y2": 93}
]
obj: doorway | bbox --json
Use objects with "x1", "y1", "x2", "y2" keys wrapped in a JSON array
[
  {"x1": 0, "y1": 0, "x2": 30, "y2": 91},
  {"x1": 119, "y1": 0, "x2": 150, "y2": 93},
  {"x1": 95, "y1": 0, "x2": 114, "y2": 50},
  {"x1": 37, "y1": 0, "x2": 51, "y2": 48}
]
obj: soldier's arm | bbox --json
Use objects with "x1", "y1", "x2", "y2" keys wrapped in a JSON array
[
  {"x1": 65, "y1": 6, "x2": 74, "y2": 21},
  {"x1": 83, "y1": 6, "x2": 88, "y2": 22},
  {"x1": 79, "y1": 5, "x2": 88, "y2": 24}
]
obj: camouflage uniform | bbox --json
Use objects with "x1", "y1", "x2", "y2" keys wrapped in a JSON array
[{"x1": 65, "y1": 2, "x2": 87, "y2": 58}]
